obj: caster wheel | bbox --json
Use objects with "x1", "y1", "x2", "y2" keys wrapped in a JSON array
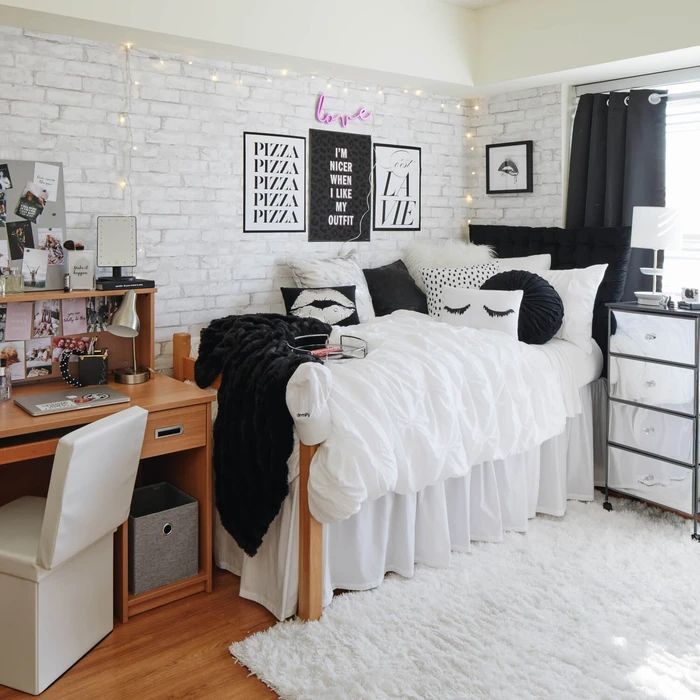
[{"x1": 603, "y1": 501, "x2": 613, "y2": 512}]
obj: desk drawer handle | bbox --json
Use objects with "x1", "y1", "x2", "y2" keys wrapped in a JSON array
[
  {"x1": 645, "y1": 333, "x2": 657, "y2": 341},
  {"x1": 155, "y1": 425, "x2": 184, "y2": 439}
]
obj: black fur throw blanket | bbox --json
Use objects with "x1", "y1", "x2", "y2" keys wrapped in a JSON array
[{"x1": 195, "y1": 313, "x2": 330, "y2": 556}]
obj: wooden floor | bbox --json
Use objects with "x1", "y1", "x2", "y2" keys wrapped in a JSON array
[{"x1": 0, "y1": 570, "x2": 277, "y2": 699}]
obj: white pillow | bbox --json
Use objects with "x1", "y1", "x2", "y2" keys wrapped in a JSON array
[
  {"x1": 287, "y1": 255, "x2": 375, "y2": 322},
  {"x1": 538, "y1": 264, "x2": 608, "y2": 353},
  {"x1": 497, "y1": 253, "x2": 551, "y2": 273},
  {"x1": 404, "y1": 241, "x2": 494, "y2": 292},
  {"x1": 440, "y1": 287, "x2": 523, "y2": 337},
  {"x1": 420, "y1": 262, "x2": 500, "y2": 316}
]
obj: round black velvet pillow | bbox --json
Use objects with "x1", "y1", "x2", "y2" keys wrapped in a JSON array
[{"x1": 481, "y1": 270, "x2": 563, "y2": 344}]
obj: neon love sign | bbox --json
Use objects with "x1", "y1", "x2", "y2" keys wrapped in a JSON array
[{"x1": 315, "y1": 93, "x2": 372, "y2": 128}]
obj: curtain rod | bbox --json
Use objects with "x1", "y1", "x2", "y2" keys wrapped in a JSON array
[{"x1": 575, "y1": 66, "x2": 700, "y2": 97}]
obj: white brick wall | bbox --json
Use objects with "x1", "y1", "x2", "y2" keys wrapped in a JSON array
[
  {"x1": 467, "y1": 85, "x2": 565, "y2": 229},
  {"x1": 0, "y1": 26, "x2": 565, "y2": 370}
]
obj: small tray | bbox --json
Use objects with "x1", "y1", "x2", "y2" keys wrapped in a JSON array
[{"x1": 289, "y1": 334, "x2": 367, "y2": 361}]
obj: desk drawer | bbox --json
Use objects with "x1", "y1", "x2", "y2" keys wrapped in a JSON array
[
  {"x1": 141, "y1": 405, "x2": 207, "y2": 458},
  {"x1": 610, "y1": 310, "x2": 696, "y2": 365}
]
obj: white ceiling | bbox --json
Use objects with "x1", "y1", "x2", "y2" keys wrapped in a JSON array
[{"x1": 441, "y1": 0, "x2": 508, "y2": 8}]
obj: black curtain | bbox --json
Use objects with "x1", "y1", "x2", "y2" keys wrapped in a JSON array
[{"x1": 566, "y1": 89, "x2": 667, "y2": 298}]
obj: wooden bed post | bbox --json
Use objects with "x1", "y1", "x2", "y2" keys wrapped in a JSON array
[
  {"x1": 172, "y1": 332, "x2": 192, "y2": 381},
  {"x1": 298, "y1": 442, "x2": 323, "y2": 621}
]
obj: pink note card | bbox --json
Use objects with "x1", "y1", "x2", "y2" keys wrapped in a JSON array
[
  {"x1": 61, "y1": 297, "x2": 88, "y2": 336},
  {"x1": 4, "y1": 302, "x2": 33, "y2": 341}
]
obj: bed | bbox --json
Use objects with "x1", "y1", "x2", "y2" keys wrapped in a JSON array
[{"x1": 173, "y1": 225, "x2": 631, "y2": 621}]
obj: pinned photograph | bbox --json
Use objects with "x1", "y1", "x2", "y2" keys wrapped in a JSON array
[
  {"x1": 4, "y1": 302, "x2": 32, "y2": 341},
  {"x1": 61, "y1": 297, "x2": 88, "y2": 336},
  {"x1": 0, "y1": 191, "x2": 6, "y2": 223},
  {"x1": 86, "y1": 296, "x2": 109, "y2": 332},
  {"x1": 6, "y1": 220, "x2": 34, "y2": 259},
  {"x1": 32, "y1": 299, "x2": 60, "y2": 338},
  {"x1": 0, "y1": 163, "x2": 12, "y2": 190},
  {"x1": 0, "y1": 239, "x2": 9, "y2": 271},
  {"x1": 38, "y1": 227, "x2": 65, "y2": 265},
  {"x1": 0, "y1": 305, "x2": 5, "y2": 342},
  {"x1": 0, "y1": 340, "x2": 25, "y2": 380},
  {"x1": 33, "y1": 162, "x2": 60, "y2": 202},
  {"x1": 25, "y1": 337, "x2": 53, "y2": 378},
  {"x1": 52, "y1": 335, "x2": 90, "y2": 361},
  {"x1": 15, "y1": 181, "x2": 47, "y2": 222},
  {"x1": 21, "y1": 248, "x2": 49, "y2": 289}
]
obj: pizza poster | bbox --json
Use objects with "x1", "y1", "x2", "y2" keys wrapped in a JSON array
[{"x1": 308, "y1": 129, "x2": 371, "y2": 242}]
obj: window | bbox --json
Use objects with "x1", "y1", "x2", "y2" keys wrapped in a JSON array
[{"x1": 664, "y1": 84, "x2": 700, "y2": 296}]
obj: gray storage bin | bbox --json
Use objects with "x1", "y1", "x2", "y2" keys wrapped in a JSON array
[{"x1": 128, "y1": 482, "x2": 199, "y2": 595}]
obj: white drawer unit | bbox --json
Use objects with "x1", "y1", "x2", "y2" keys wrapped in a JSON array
[{"x1": 605, "y1": 302, "x2": 700, "y2": 539}]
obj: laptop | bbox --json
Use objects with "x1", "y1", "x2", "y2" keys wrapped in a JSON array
[{"x1": 15, "y1": 386, "x2": 131, "y2": 416}]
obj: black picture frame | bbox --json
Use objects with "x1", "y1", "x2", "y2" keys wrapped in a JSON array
[
  {"x1": 485, "y1": 140, "x2": 533, "y2": 194},
  {"x1": 372, "y1": 143, "x2": 422, "y2": 231},
  {"x1": 243, "y1": 131, "x2": 306, "y2": 233},
  {"x1": 308, "y1": 128, "x2": 372, "y2": 242}
]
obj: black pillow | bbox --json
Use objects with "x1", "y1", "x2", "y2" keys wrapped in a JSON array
[
  {"x1": 481, "y1": 270, "x2": 563, "y2": 344},
  {"x1": 281, "y1": 286, "x2": 360, "y2": 326},
  {"x1": 362, "y1": 260, "x2": 428, "y2": 316}
]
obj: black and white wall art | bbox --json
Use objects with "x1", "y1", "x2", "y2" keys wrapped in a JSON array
[
  {"x1": 308, "y1": 128, "x2": 372, "y2": 242},
  {"x1": 373, "y1": 144, "x2": 421, "y2": 231},
  {"x1": 243, "y1": 132, "x2": 306, "y2": 233},
  {"x1": 485, "y1": 140, "x2": 533, "y2": 194}
]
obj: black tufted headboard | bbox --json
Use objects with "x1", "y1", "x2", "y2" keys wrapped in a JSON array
[{"x1": 469, "y1": 225, "x2": 633, "y2": 364}]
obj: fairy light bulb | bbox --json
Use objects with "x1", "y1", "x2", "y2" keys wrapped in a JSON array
[
  {"x1": 281, "y1": 68, "x2": 288, "y2": 76},
  {"x1": 119, "y1": 179, "x2": 127, "y2": 190},
  {"x1": 118, "y1": 114, "x2": 126, "y2": 125},
  {"x1": 211, "y1": 73, "x2": 219, "y2": 82},
  {"x1": 415, "y1": 89, "x2": 422, "y2": 96}
]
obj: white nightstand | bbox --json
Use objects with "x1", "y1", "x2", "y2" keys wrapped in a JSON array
[{"x1": 605, "y1": 302, "x2": 700, "y2": 539}]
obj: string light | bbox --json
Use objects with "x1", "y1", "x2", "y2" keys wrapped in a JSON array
[
  {"x1": 466, "y1": 194, "x2": 473, "y2": 203},
  {"x1": 133, "y1": 80, "x2": 140, "y2": 85},
  {"x1": 187, "y1": 60, "x2": 193, "y2": 65},
  {"x1": 118, "y1": 114, "x2": 126, "y2": 125},
  {"x1": 124, "y1": 42, "x2": 133, "y2": 50},
  {"x1": 466, "y1": 132, "x2": 473, "y2": 138},
  {"x1": 159, "y1": 59, "x2": 165, "y2": 66},
  {"x1": 343, "y1": 87, "x2": 348, "y2": 93},
  {"x1": 415, "y1": 89, "x2": 422, "y2": 96},
  {"x1": 211, "y1": 73, "x2": 219, "y2": 81},
  {"x1": 326, "y1": 82, "x2": 332, "y2": 89},
  {"x1": 280, "y1": 68, "x2": 288, "y2": 76},
  {"x1": 474, "y1": 104, "x2": 480, "y2": 111},
  {"x1": 266, "y1": 77, "x2": 272, "y2": 83},
  {"x1": 119, "y1": 179, "x2": 127, "y2": 190},
  {"x1": 456, "y1": 103, "x2": 462, "y2": 109}
]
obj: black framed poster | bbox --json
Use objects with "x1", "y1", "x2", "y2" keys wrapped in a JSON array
[
  {"x1": 485, "y1": 140, "x2": 533, "y2": 194},
  {"x1": 308, "y1": 128, "x2": 371, "y2": 242},
  {"x1": 372, "y1": 143, "x2": 421, "y2": 231},
  {"x1": 243, "y1": 132, "x2": 306, "y2": 233}
]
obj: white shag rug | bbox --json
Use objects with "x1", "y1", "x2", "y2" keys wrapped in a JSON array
[{"x1": 230, "y1": 496, "x2": 700, "y2": 699}]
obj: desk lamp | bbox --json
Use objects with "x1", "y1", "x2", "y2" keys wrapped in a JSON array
[
  {"x1": 631, "y1": 206, "x2": 682, "y2": 304},
  {"x1": 107, "y1": 291, "x2": 150, "y2": 384}
]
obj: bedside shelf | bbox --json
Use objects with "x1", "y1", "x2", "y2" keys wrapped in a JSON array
[{"x1": 0, "y1": 287, "x2": 155, "y2": 304}]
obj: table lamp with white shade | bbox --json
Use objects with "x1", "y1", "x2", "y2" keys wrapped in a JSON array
[
  {"x1": 106, "y1": 290, "x2": 150, "y2": 384},
  {"x1": 631, "y1": 206, "x2": 682, "y2": 304}
]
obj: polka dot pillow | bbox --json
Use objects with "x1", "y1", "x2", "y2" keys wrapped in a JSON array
[{"x1": 420, "y1": 263, "x2": 499, "y2": 317}]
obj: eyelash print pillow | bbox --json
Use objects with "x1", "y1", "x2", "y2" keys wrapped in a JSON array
[
  {"x1": 420, "y1": 263, "x2": 500, "y2": 316},
  {"x1": 440, "y1": 287, "x2": 523, "y2": 337},
  {"x1": 281, "y1": 286, "x2": 360, "y2": 326}
]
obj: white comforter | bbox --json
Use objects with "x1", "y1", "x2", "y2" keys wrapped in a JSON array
[{"x1": 287, "y1": 310, "x2": 600, "y2": 524}]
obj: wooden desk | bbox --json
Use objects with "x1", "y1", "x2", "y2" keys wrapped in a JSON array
[{"x1": 0, "y1": 373, "x2": 216, "y2": 623}]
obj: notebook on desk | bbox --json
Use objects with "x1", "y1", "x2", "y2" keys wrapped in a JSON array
[{"x1": 15, "y1": 387, "x2": 130, "y2": 416}]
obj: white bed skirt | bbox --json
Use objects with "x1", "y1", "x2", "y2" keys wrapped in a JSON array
[{"x1": 216, "y1": 379, "x2": 603, "y2": 620}]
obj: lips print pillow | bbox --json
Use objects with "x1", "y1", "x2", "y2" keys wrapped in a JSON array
[{"x1": 281, "y1": 286, "x2": 360, "y2": 326}]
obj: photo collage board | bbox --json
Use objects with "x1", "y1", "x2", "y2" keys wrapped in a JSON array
[
  {"x1": 0, "y1": 296, "x2": 121, "y2": 382},
  {"x1": 0, "y1": 159, "x2": 68, "y2": 291}
]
